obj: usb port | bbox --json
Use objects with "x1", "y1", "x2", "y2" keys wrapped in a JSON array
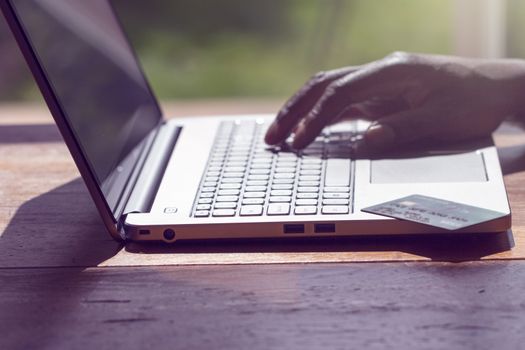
[
  {"x1": 314, "y1": 223, "x2": 335, "y2": 233},
  {"x1": 283, "y1": 224, "x2": 305, "y2": 234},
  {"x1": 139, "y1": 229, "x2": 150, "y2": 235}
]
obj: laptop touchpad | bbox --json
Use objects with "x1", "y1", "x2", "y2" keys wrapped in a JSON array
[{"x1": 370, "y1": 152, "x2": 487, "y2": 183}]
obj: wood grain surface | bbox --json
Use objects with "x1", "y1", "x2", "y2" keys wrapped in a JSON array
[
  {"x1": 2, "y1": 262, "x2": 525, "y2": 350},
  {"x1": 1, "y1": 102, "x2": 525, "y2": 267}
]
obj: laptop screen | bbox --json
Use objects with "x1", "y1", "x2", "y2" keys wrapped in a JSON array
[{"x1": 10, "y1": 0, "x2": 162, "y2": 212}]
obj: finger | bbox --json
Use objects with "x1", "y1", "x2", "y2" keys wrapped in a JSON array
[
  {"x1": 292, "y1": 62, "x2": 419, "y2": 149},
  {"x1": 265, "y1": 66, "x2": 358, "y2": 145}
]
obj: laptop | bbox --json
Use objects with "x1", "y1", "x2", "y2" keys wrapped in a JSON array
[{"x1": 1, "y1": 0, "x2": 511, "y2": 242}]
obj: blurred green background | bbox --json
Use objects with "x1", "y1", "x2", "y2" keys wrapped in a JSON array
[{"x1": 0, "y1": 0, "x2": 523, "y2": 102}]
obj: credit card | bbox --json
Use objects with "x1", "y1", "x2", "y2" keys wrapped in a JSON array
[{"x1": 361, "y1": 194, "x2": 507, "y2": 230}]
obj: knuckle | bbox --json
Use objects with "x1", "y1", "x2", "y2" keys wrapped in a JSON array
[{"x1": 308, "y1": 71, "x2": 328, "y2": 86}]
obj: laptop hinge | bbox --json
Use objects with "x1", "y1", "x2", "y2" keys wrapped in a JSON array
[{"x1": 116, "y1": 121, "x2": 180, "y2": 229}]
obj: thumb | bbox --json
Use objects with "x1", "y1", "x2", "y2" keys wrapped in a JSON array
[{"x1": 361, "y1": 108, "x2": 436, "y2": 152}]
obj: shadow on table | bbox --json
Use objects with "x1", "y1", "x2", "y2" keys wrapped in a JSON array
[{"x1": 0, "y1": 178, "x2": 121, "y2": 268}]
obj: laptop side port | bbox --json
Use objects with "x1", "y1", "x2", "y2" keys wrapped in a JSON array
[
  {"x1": 314, "y1": 223, "x2": 336, "y2": 233},
  {"x1": 139, "y1": 229, "x2": 150, "y2": 235},
  {"x1": 283, "y1": 224, "x2": 305, "y2": 234}
]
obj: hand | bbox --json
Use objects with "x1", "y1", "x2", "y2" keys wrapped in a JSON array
[{"x1": 265, "y1": 52, "x2": 525, "y2": 153}]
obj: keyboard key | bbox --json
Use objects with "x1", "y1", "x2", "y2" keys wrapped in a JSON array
[
  {"x1": 245, "y1": 186, "x2": 267, "y2": 192},
  {"x1": 222, "y1": 178, "x2": 243, "y2": 183},
  {"x1": 269, "y1": 196, "x2": 292, "y2": 203},
  {"x1": 226, "y1": 161, "x2": 247, "y2": 167},
  {"x1": 323, "y1": 198, "x2": 349, "y2": 205},
  {"x1": 203, "y1": 182, "x2": 217, "y2": 187},
  {"x1": 212, "y1": 209, "x2": 236, "y2": 217},
  {"x1": 247, "y1": 180, "x2": 268, "y2": 186},
  {"x1": 223, "y1": 172, "x2": 244, "y2": 178},
  {"x1": 201, "y1": 187, "x2": 216, "y2": 192},
  {"x1": 267, "y1": 203, "x2": 291, "y2": 215},
  {"x1": 271, "y1": 190, "x2": 293, "y2": 196},
  {"x1": 324, "y1": 186, "x2": 350, "y2": 193},
  {"x1": 250, "y1": 169, "x2": 270, "y2": 175},
  {"x1": 294, "y1": 206, "x2": 317, "y2": 215},
  {"x1": 208, "y1": 166, "x2": 222, "y2": 172},
  {"x1": 296, "y1": 199, "x2": 317, "y2": 206},
  {"x1": 240, "y1": 205, "x2": 264, "y2": 216},
  {"x1": 275, "y1": 167, "x2": 296, "y2": 173},
  {"x1": 198, "y1": 198, "x2": 212, "y2": 204},
  {"x1": 297, "y1": 187, "x2": 319, "y2": 193},
  {"x1": 207, "y1": 171, "x2": 221, "y2": 177},
  {"x1": 275, "y1": 173, "x2": 295, "y2": 179},
  {"x1": 242, "y1": 198, "x2": 265, "y2": 205},
  {"x1": 250, "y1": 163, "x2": 272, "y2": 169},
  {"x1": 300, "y1": 169, "x2": 321, "y2": 175},
  {"x1": 272, "y1": 184, "x2": 293, "y2": 190},
  {"x1": 224, "y1": 166, "x2": 246, "y2": 173},
  {"x1": 196, "y1": 204, "x2": 211, "y2": 210},
  {"x1": 200, "y1": 193, "x2": 214, "y2": 198},
  {"x1": 302, "y1": 158, "x2": 322, "y2": 164},
  {"x1": 218, "y1": 189, "x2": 240, "y2": 196},
  {"x1": 273, "y1": 178, "x2": 294, "y2": 184},
  {"x1": 298, "y1": 181, "x2": 320, "y2": 187},
  {"x1": 299, "y1": 175, "x2": 321, "y2": 181},
  {"x1": 243, "y1": 192, "x2": 266, "y2": 198},
  {"x1": 248, "y1": 174, "x2": 269, "y2": 181},
  {"x1": 220, "y1": 183, "x2": 241, "y2": 189},
  {"x1": 300, "y1": 164, "x2": 322, "y2": 170},
  {"x1": 215, "y1": 202, "x2": 237, "y2": 209},
  {"x1": 205, "y1": 176, "x2": 219, "y2": 182},
  {"x1": 323, "y1": 192, "x2": 350, "y2": 199},
  {"x1": 216, "y1": 195, "x2": 239, "y2": 202},
  {"x1": 322, "y1": 206, "x2": 349, "y2": 214},
  {"x1": 297, "y1": 193, "x2": 318, "y2": 199},
  {"x1": 325, "y1": 159, "x2": 351, "y2": 186},
  {"x1": 194, "y1": 210, "x2": 210, "y2": 217}
]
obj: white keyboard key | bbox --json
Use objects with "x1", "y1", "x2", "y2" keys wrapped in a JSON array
[
  {"x1": 270, "y1": 190, "x2": 293, "y2": 196},
  {"x1": 324, "y1": 186, "x2": 350, "y2": 193},
  {"x1": 299, "y1": 175, "x2": 321, "y2": 181},
  {"x1": 269, "y1": 196, "x2": 292, "y2": 203},
  {"x1": 267, "y1": 203, "x2": 291, "y2": 215},
  {"x1": 272, "y1": 184, "x2": 293, "y2": 190},
  {"x1": 196, "y1": 204, "x2": 211, "y2": 210},
  {"x1": 275, "y1": 167, "x2": 296, "y2": 173},
  {"x1": 198, "y1": 198, "x2": 213, "y2": 204},
  {"x1": 222, "y1": 178, "x2": 243, "y2": 183},
  {"x1": 200, "y1": 193, "x2": 214, "y2": 198},
  {"x1": 215, "y1": 202, "x2": 237, "y2": 209},
  {"x1": 322, "y1": 206, "x2": 349, "y2": 214},
  {"x1": 243, "y1": 192, "x2": 266, "y2": 198},
  {"x1": 248, "y1": 174, "x2": 269, "y2": 180},
  {"x1": 296, "y1": 199, "x2": 318, "y2": 206},
  {"x1": 218, "y1": 189, "x2": 240, "y2": 196},
  {"x1": 240, "y1": 205, "x2": 264, "y2": 216},
  {"x1": 297, "y1": 187, "x2": 319, "y2": 193},
  {"x1": 245, "y1": 186, "x2": 267, "y2": 192},
  {"x1": 323, "y1": 192, "x2": 349, "y2": 199},
  {"x1": 275, "y1": 173, "x2": 295, "y2": 179},
  {"x1": 242, "y1": 198, "x2": 265, "y2": 205},
  {"x1": 273, "y1": 178, "x2": 294, "y2": 184},
  {"x1": 250, "y1": 169, "x2": 270, "y2": 175},
  {"x1": 300, "y1": 169, "x2": 321, "y2": 175},
  {"x1": 220, "y1": 183, "x2": 241, "y2": 189},
  {"x1": 216, "y1": 195, "x2": 239, "y2": 202},
  {"x1": 294, "y1": 206, "x2": 317, "y2": 215},
  {"x1": 323, "y1": 198, "x2": 349, "y2": 205},
  {"x1": 297, "y1": 193, "x2": 318, "y2": 199},
  {"x1": 212, "y1": 209, "x2": 236, "y2": 217},
  {"x1": 246, "y1": 180, "x2": 268, "y2": 186},
  {"x1": 223, "y1": 172, "x2": 244, "y2": 178},
  {"x1": 194, "y1": 210, "x2": 210, "y2": 217}
]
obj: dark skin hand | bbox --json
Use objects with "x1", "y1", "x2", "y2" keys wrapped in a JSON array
[{"x1": 265, "y1": 52, "x2": 525, "y2": 153}]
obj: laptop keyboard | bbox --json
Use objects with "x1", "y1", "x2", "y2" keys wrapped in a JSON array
[{"x1": 192, "y1": 119, "x2": 357, "y2": 218}]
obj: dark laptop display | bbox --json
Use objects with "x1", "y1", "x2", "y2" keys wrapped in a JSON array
[{"x1": 10, "y1": 0, "x2": 162, "y2": 213}]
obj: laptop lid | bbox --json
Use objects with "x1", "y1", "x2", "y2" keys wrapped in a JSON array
[{"x1": 1, "y1": 0, "x2": 163, "y2": 240}]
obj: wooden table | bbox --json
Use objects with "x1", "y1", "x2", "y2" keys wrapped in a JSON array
[{"x1": 2, "y1": 100, "x2": 525, "y2": 349}]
